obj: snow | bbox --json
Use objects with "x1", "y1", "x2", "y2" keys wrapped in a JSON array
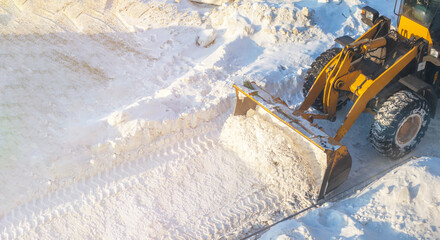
[
  {"x1": 1, "y1": 0, "x2": 439, "y2": 239},
  {"x1": 220, "y1": 112, "x2": 320, "y2": 207},
  {"x1": 260, "y1": 157, "x2": 440, "y2": 239},
  {"x1": 197, "y1": 28, "x2": 217, "y2": 47}
]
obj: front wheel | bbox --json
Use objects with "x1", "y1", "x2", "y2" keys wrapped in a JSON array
[
  {"x1": 302, "y1": 48, "x2": 348, "y2": 112},
  {"x1": 369, "y1": 90, "x2": 431, "y2": 159}
]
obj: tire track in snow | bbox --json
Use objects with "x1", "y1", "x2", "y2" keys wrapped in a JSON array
[
  {"x1": 166, "y1": 182, "x2": 283, "y2": 239},
  {"x1": 0, "y1": 101, "x2": 291, "y2": 239},
  {"x1": 1, "y1": 132, "x2": 198, "y2": 239},
  {"x1": 0, "y1": 7, "x2": 211, "y2": 214},
  {"x1": 1, "y1": 2, "x2": 312, "y2": 238}
]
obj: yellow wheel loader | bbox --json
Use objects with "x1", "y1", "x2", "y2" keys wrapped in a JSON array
[{"x1": 233, "y1": 0, "x2": 440, "y2": 200}]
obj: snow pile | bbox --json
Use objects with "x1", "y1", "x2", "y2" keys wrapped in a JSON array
[
  {"x1": 206, "y1": 1, "x2": 313, "y2": 43},
  {"x1": 221, "y1": 110, "x2": 319, "y2": 210},
  {"x1": 260, "y1": 157, "x2": 440, "y2": 239}
]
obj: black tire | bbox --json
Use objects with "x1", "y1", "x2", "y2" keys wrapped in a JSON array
[
  {"x1": 302, "y1": 48, "x2": 348, "y2": 112},
  {"x1": 369, "y1": 90, "x2": 431, "y2": 159}
]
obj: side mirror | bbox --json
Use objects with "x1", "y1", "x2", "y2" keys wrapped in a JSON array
[{"x1": 361, "y1": 6, "x2": 379, "y2": 27}]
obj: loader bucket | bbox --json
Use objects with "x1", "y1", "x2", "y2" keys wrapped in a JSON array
[{"x1": 233, "y1": 82, "x2": 351, "y2": 200}]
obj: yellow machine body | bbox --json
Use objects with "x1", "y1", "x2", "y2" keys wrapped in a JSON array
[
  {"x1": 233, "y1": 83, "x2": 351, "y2": 199},
  {"x1": 398, "y1": 15, "x2": 433, "y2": 44},
  {"x1": 232, "y1": 0, "x2": 438, "y2": 199}
]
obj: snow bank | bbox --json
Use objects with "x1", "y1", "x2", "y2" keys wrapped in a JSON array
[
  {"x1": 260, "y1": 157, "x2": 440, "y2": 239},
  {"x1": 206, "y1": 1, "x2": 313, "y2": 43}
]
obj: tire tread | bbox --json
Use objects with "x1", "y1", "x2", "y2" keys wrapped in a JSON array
[{"x1": 369, "y1": 90, "x2": 431, "y2": 159}]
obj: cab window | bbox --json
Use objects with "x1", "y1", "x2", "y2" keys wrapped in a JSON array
[
  {"x1": 402, "y1": 0, "x2": 440, "y2": 27},
  {"x1": 430, "y1": 7, "x2": 440, "y2": 44}
]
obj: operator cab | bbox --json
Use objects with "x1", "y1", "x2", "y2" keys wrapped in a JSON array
[
  {"x1": 398, "y1": 0, "x2": 440, "y2": 44},
  {"x1": 429, "y1": 4, "x2": 440, "y2": 45},
  {"x1": 398, "y1": 0, "x2": 440, "y2": 99}
]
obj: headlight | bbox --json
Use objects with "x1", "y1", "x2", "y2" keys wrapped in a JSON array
[
  {"x1": 366, "y1": 11, "x2": 374, "y2": 22},
  {"x1": 361, "y1": 6, "x2": 379, "y2": 27},
  {"x1": 430, "y1": 47, "x2": 439, "y2": 58}
]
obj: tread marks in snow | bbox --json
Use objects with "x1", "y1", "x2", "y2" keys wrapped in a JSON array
[
  {"x1": 0, "y1": 127, "x2": 282, "y2": 240},
  {"x1": 0, "y1": 131, "x2": 213, "y2": 239}
]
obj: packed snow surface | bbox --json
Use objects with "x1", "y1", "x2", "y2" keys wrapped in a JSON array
[{"x1": 1, "y1": 0, "x2": 440, "y2": 239}]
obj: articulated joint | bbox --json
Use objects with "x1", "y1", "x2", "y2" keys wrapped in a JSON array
[{"x1": 334, "y1": 80, "x2": 345, "y2": 90}]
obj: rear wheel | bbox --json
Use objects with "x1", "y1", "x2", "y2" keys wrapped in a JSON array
[
  {"x1": 369, "y1": 90, "x2": 431, "y2": 159},
  {"x1": 302, "y1": 48, "x2": 348, "y2": 112}
]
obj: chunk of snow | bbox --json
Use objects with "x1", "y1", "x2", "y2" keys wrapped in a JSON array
[{"x1": 196, "y1": 28, "x2": 217, "y2": 47}]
